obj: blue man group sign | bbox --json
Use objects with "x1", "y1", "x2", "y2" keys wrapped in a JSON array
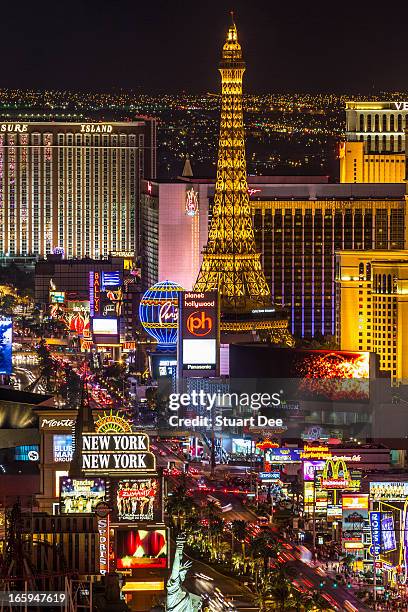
[{"x1": 0, "y1": 317, "x2": 12, "y2": 375}]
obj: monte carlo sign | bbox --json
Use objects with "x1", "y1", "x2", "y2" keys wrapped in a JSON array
[{"x1": 81, "y1": 432, "x2": 156, "y2": 474}]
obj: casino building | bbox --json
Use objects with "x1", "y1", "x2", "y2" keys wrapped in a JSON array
[
  {"x1": 141, "y1": 177, "x2": 407, "y2": 337},
  {"x1": 340, "y1": 101, "x2": 408, "y2": 183},
  {"x1": 336, "y1": 250, "x2": 408, "y2": 382},
  {"x1": 0, "y1": 120, "x2": 156, "y2": 261}
]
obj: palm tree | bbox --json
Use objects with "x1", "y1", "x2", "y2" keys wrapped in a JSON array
[
  {"x1": 249, "y1": 530, "x2": 280, "y2": 575},
  {"x1": 307, "y1": 590, "x2": 333, "y2": 611},
  {"x1": 166, "y1": 484, "x2": 196, "y2": 531},
  {"x1": 250, "y1": 580, "x2": 274, "y2": 612},
  {"x1": 269, "y1": 564, "x2": 296, "y2": 611},
  {"x1": 231, "y1": 519, "x2": 247, "y2": 559},
  {"x1": 287, "y1": 588, "x2": 315, "y2": 612}
]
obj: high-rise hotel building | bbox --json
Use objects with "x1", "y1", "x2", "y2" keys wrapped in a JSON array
[
  {"x1": 141, "y1": 177, "x2": 406, "y2": 337},
  {"x1": 340, "y1": 101, "x2": 408, "y2": 183},
  {"x1": 336, "y1": 250, "x2": 408, "y2": 382},
  {"x1": 0, "y1": 120, "x2": 156, "y2": 260}
]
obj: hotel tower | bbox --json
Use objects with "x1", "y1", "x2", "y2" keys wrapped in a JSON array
[{"x1": 0, "y1": 119, "x2": 156, "y2": 260}]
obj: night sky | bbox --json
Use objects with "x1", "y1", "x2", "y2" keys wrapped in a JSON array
[{"x1": 2, "y1": 0, "x2": 408, "y2": 93}]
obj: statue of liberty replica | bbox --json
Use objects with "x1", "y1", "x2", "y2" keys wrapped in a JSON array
[{"x1": 166, "y1": 535, "x2": 202, "y2": 612}]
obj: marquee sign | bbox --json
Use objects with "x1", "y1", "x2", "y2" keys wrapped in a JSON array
[
  {"x1": 97, "y1": 515, "x2": 110, "y2": 575},
  {"x1": 81, "y1": 432, "x2": 156, "y2": 473}
]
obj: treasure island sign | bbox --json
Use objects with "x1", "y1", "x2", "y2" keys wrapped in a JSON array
[{"x1": 81, "y1": 432, "x2": 156, "y2": 474}]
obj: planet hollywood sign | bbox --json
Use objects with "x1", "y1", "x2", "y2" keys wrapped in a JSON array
[{"x1": 81, "y1": 432, "x2": 156, "y2": 473}]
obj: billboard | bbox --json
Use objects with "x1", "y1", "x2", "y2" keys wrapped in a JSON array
[
  {"x1": 178, "y1": 291, "x2": 219, "y2": 375},
  {"x1": 342, "y1": 494, "x2": 369, "y2": 510},
  {"x1": 265, "y1": 448, "x2": 301, "y2": 463},
  {"x1": 229, "y1": 346, "x2": 371, "y2": 402},
  {"x1": 303, "y1": 460, "x2": 325, "y2": 482},
  {"x1": 381, "y1": 513, "x2": 397, "y2": 553},
  {"x1": 92, "y1": 318, "x2": 118, "y2": 335},
  {"x1": 342, "y1": 494, "x2": 369, "y2": 545},
  {"x1": 92, "y1": 317, "x2": 119, "y2": 345},
  {"x1": 116, "y1": 528, "x2": 168, "y2": 569},
  {"x1": 370, "y1": 482, "x2": 408, "y2": 501},
  {"x1": 60, "y1": 477, "x2": 105, "y2": 513},
  {"x1": 53, "y1": 434, "x2": 73, "y2": 462},
  {"x1": 114, "y1": 478, "x2": 162, "y2": 522},
  {"x1": 0, "y1": 317, "x2": 12, "y2": 375}
]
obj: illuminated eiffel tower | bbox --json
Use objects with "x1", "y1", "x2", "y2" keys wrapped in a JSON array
[
  {"x1": 194, "y1": 17, "x2": 271, "y2": 311},
  {"x1": 194, "y1": 18, "x2": 293, "y2": 344}
]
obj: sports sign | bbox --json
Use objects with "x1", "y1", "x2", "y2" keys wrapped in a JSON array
[{"x1": 81, "y1": 432, "x2": 156, "y2": 473}]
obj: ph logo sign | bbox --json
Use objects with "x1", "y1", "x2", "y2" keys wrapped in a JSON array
[{"x1": 186, "y1": 311, "x2": 213, "y2": 336}]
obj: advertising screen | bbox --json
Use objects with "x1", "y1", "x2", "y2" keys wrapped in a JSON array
[
  {"x1": 370, "y1": 482, "x2": 408, "y2": 501},
  {"x1": 265, "y1": 448, "x2": 301, "y2": 463},
  {"x1": 342, "y1": 494, "x2": 369, "y2": 510},
  {"x1": 229, "y1": 346, "x2": 370, "y2": 402},
  {"x1": 381, "y1": 513, "x2": 397, "y2": 553},
  {"x1": 114, "y1": 478, "x2": 162, "y2": 522},
  {"x1": 182, "y1": 339, "x2": 216, "y2": 367},
  {"x1": 149, "y1": 354, "x2": 177, "y2": 379},
  {"x1": 179, "y1": 291, "x2": 219, "y2": 375},
  {"x1": 61, "y1": 477, "x2": 105, "y2": 513},
  {"x1": 116, "y1": 528, "x2": 167, "y2": 569},
  {"x1": 232, "y1": 439, "x2": 254, "y2": 454},
  {"x1": 0, "y1": 317, "x2": 12, "y2": 375},
  {"x1": 342, "y1": 494, "x2": 369, "y2": 541},
  {"x1": 53, "y1": 434, "x2": 73, "y2": 462},
  {"x1": 92, "y1": 318, "x2": 118, "y2": 335},
  {"x1": 303, "y1": 460, "x2": 325, "y2": 482}
]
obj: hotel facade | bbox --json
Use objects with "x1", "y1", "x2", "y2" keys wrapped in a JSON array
[
  {"x1": 0, "y1": 120, "x2": 156, "y2": 260},
  {"x1": 336, "y1": 250, "x2": 408, "y2": 382},
  {"x1": 141, "y1": 178, "x2": 406, "y2": 338},
  {"x1": 340, "y1": 101, "x2": 408, "y2": 183}
]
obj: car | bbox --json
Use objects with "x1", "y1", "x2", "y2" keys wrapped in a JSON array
[
  {"x1": 221, "y1": 503, "x2": 233, "y2": 512},
  {"x1": 257, "y1": 516, "x2": 270, "y2": 526},
  {"x1": 207, "y1": 495, "x2": 221, "y2": 507}
]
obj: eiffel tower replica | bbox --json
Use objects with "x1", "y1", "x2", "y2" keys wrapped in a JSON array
[{"x1": 194, "y1": 17, "x2": 293, "y2": 344}]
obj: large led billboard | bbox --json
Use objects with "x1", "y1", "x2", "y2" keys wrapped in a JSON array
[
  {"x1": 91, "y1": 317, "x2": 120, "y2": 346},
  {"x1": 303, "y1": 460, "x2": 325, "y2": 482},
  {"x1": 113, "y1": 477, "x2": 162, "y2": 522},
  {"x1": 60, "y1": 477, "x2": 105, "y2": 513},
  {"x1": 178, "y1": 291, "x2": 219, "y2": 376},
  {"x1": 92, "y1": 318, "x2": 118, "y2": 335},
  {"x1": 116, "y1": 528, "x2": 168, "y2": 569},
  {"x1": 0, "y1": 317, "x2": 12, "y2": 375},
  {"x1": 370, "y1": 482, "x2": 408, "y2": 501},
  {"x1": 230, "y1": 346, "x2": 371, "y2": 402}
]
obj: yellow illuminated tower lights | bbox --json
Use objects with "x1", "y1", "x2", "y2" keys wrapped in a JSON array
[{"x1": 194, "y1": 17, "x2": 271, "y2": 311}]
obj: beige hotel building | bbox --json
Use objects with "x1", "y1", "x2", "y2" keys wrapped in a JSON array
[
  {"x1": 0, "y1": 120, "x2": 156, "y2": 260},
  {"x1": 340, "y1": 101, "x2": 408, "y2": 183}
]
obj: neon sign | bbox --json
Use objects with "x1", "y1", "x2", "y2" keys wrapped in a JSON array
[
  {"x1": 321, "y1": 459, "x2": 350, "y2": 489},
  {"x1": 0, "y1": 124, "x2": 28, "y2": 133},
  {"x1": 89, "y1": 271, "x2": 101, "y2": 317},
  {"x1": 80, "y1": 124, "x2": 113, "y2": 133},
  {"x1": 97, "y1": 516, "x2": 110, "y2": 575},
  {"x1": 185, "y1": 188, "x2": 199, "y2": 216}
]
